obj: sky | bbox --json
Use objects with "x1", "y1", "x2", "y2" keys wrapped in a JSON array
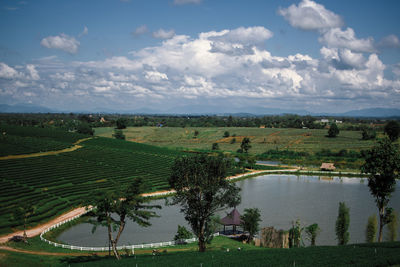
[{"x1": 0, "y1": 0, "x2": 400, "y2": 114}]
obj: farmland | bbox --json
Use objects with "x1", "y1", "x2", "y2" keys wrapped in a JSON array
[
  {"x1": 95, "y1": 126, "x2": 380, "y2": 154},
  {"x1": 0, "y1": 125, "x2": 184, "y2": 235}
]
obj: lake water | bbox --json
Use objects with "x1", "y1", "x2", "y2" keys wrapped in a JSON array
[{"x1": 58, "y1": 175, "x2": 400, "y2": 247}]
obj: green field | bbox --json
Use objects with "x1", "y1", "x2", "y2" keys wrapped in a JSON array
[
  {"x1": 95, "y1": 126, "x2": 381, "y2": 155},
  {"x1": 2, "y1": 236, "x2": 400, "y2": 266},
  {"x1": 0, "y1": 126, "x2": 184, "y2": 235}
]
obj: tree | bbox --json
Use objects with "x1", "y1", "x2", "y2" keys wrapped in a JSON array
[
  {"x1": 212, "y1": 143, "x2": 219, "y2": 151},
  {"x1": 386, "y1": 211, "x2": 398, "y2": 241},
  {"x1": 116, "y1": 118, "x2": 127, "y2": 129},
  {"x1": 230, "y1": 138, "x2": 236, "y2": 144},
  {"x1": 11, "y1": 202, "x2": 36, "y2": 242},
  {"x1": 85, "y1": 179, "x2": 160, "y2": 260},
  {"x1": 77, "y1": 123, "x2": 94, "y2": 135},
  {"x1": 240, "y1": 208, "x2": 261, "y2": 243},
  {"x1": 384, "y1": 120, "x2": 400, "y2": 142},
  {"x1": 365, "y1": 214, "x2": 377, "y2": 243},
  {"x1": 305, "y1": 223, "x2": 320, "y2": 246},
  {"x1": 223, "y1": 131, "x2": 230, "y2": 138},
  {"x1": 361, "y1": 138, "x2": 400, "y2": 242},
  {"x1": 113, "y1": 129, "x2": 125, "y2": 140},
  {"x1": 240, "y1": 137, "x2": 251, "y2": 153},
  {"x1": 174, "y1": 225, "x2": 193, "y2": 242},
  {"x1": 362, "y1": 128, "x2": 376, "y2": 140},
  {"x1": 288, "y1": 219, "x2": 304, "y2": 248},
  {"x1": 328, "y1": 123, "x2": 339, "y2": 138},
  {"x1": 335, "y1": 202, "x2": 350, "y2": 245},
  {"x1": 168, "y1": 154, "x2": 241, "y2": 252}
]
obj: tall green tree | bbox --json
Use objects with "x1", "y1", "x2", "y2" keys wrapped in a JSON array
[
  {"x1": 365, "y1": 214, "x2": 377, "y2": 243},
  {"x1": 168, "y1": 154, "x2": 241, "y2": 252},
  {"x1": 116, "y1": 118, "x2": 127, "y2": 129},
  {"x1": 305, "y1": 223, "x2": 320, "y2": 246},
  {"x1": 11, "y1": 202, "x2": 36, "y2": 242},
  {"x1": 240, "y1": 137, "x2": 251, "y2": 153},
  {"x1": 85, "y1": 179, "x2": 160, "y2": 260},
  {"x1": 113, "y1": 129, "x2": 125, "y2": 140},
  {"x1": 240, "y1": 208, "x2": 262, "y2": 243},
  {"x1": 361, "y1": 138, "x2": 400, "y2": 242},
  {"x1": 386, "y1": 211, "x2": 398, "y2": 242},
  {"x1": 384, "y1": 120, "x2": 400, "y2": 142},
  {"x1": 328, "y1": 123, "x2": 339, "y2": 138},
  {"x1": 335, "y1": 202, "x2": 350, "y2": 245}
]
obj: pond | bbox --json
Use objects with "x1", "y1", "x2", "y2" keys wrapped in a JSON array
[{"x1": 58, "y1": 175, "x2": 400, "y2": 246}]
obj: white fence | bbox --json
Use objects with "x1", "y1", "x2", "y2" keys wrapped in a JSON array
[{"x1": 40, "y1": 210, "x2": 218, "y2": 251}]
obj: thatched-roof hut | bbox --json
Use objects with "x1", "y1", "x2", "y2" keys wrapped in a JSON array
[
  {"x1": 221, "y1": 208, "x2": 242, "y2": 234},
  {"x1": 320, "y1": 163, "x2": 335, "y2": 171}
]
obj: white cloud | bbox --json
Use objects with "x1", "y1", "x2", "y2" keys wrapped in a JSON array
[
  {"x1": 79, "y1": 26, "x2": 88, "y2": 37},
  {"x1": 41, "y1": 33, "x2": 80, "y2": 54},
  {"x1": 319, "y1": 27, "x2": 375, "y2": 53},
  {"x1": 278, "y1": 0, "x2": 343, "y2": 31},
  {"x1": 133, "y1": 25, "x2": 148, "y2": 36},
  {"x1": 152, "y1": 29, "x2": 175, "y2": 39},
  {"x1": 173, "y1": 0, "x2": 202, "y2": 5},
  {"x1": 26, "y1": 64, "x2": 40, "y2": 80},
  {"x1": 0, "y1": 62, "x2": 19, "y2": 79},
  {"x1": 144, "y1": 71, "x2": 168, "y2": 82},
  {"x1": 378, "y1": 34, "x2": 400, "y2": 49}
]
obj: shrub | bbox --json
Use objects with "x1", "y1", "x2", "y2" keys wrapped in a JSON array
[
  {"x1": 335, "y1": 202, "x2": 350, "y2": 245},
  {"x1": 366, "y1": 214, "x2": 377, "y2": 243}
]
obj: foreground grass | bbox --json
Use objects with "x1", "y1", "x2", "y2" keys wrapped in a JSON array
[{"x1": 2, "y1": 237, "x2": 400, "y2": 267}]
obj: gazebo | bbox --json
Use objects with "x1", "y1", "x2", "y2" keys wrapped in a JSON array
[{"x1": 221, "y1": 208, "x2": 242, "y2": 234}]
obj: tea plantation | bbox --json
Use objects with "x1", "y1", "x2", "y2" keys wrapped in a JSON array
[{"x1": 0, "y1": 125, "x2": 184, "y2": 234}]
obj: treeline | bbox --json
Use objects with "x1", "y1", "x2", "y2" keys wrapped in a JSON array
[{"x1": 0, "y1": 113, "x2": 392, "y2": 131}]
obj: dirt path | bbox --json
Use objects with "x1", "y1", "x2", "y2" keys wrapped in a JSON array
[
  {"x1": 0, "y1": 207, "x2": 87, "y2": 244},
  {"x1": 0, "y1": 137, "x2": 92, "y2": 160},
  {"x1": 0, "y1": 246, "x2": 91, "y2": 256}
]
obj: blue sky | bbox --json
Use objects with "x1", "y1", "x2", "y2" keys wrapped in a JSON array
[{"x1": 1, "y1": 0, "x2": 400, "y2": 113}]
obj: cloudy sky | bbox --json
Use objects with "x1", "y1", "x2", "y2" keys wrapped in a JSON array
[{"x1": 1, "y1": 0, "x2": 400, "y2": 113}]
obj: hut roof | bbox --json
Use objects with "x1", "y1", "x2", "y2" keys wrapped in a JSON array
[
  {"x1": 320, "y1": 163, "x2": 335, "y2": 171},
  {"x1": 221, "y1": 208, "x2": 242, "y2": 226}
]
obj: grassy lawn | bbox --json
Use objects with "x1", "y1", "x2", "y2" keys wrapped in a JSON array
[
  {"x1": 95, "y1": 126, "x2": 381, "y2": 155},
  {"x1": 3, "y1": 237, "x2": 399, "y2": 266}
]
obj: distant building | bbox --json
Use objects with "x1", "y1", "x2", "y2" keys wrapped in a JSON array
[
  {"x1": 259, "y1": 125, "x2": 266, "y2": 128},
  {"x1": 320, "y1": 119, "x2": 329, "y2": 123},
  {"x1": 320, "y1": 163, "x2": 335, "y2": 171},
  {"x1": 100, "y1": 117, "x2": 107, "y2": 123}
]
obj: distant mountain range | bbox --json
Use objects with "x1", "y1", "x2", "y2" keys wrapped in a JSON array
[{"x1": 1, "y1": 103, "x2": 400, "y2": 118}]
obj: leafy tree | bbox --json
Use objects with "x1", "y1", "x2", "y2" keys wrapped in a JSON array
[
  {"x1": 11, "y1": 202, "x2": 36, "y2": 242},
  {"x1": 386, "y1": 211, "x2": 398, "y2": 242},
  {"x1": 85, "y1": 179, "x2": 160, "y2": 260},
  {"x1": 113, "y1": 129, "x2": 125, "y2": 140},
  {"x1": 288, "y1": 219, "x2": 304, "y2": 248},
  {"x1": 212, "y1": 142, "x2": 219, "y2": 150},
  {"x1": 116, "y1": 118, "x2": 127, "y2": 129},
  {"x1": 365, "y1": 214, "x2": 377, "y2": 243},
  {"x1": 328, "y1": 123, "x2": 339, "y2": 138},
  {"x1": 194, "y1": 130, "x2": 199, "y2": 137},
  {"x1": 230, "y1": 138, "x2": 236, "y2": 144},
  {"x1": 174, "y1": 225, "x2": 193, "y2": 242},
  {"x1": 335, "y1": 202, "x2": 350, "y2": 245},
  {"x1": 362, "y1": 128, "x2": 376, "y2": 140},
  {"x1": 223, "y1": 131, "x2": 230, "y2": 138},
  {"x1": 361, "y1": 138, "x2": 400, "y2": 242},
  {"x1": 240, "y1": 208, "x2": 261, "y2": 243},
  {"x1": 168, "y1": 154, "x2": 241, "y2": 252},
  {"x1": 240, "y1": 137, "x2": 251, "y2": 153},
  {"x1": 384, "y1": 120, "x2": 400, "y2": 142},
  {"x1": 77, "y1": 123, "x2": 94, "y2": 135},
  {"x1": 305, "y1": 223, "x2": 320, "y2": 246}
]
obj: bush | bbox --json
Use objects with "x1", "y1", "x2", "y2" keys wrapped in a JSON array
[
  {"x1": 223, "y1": 131, "x2": 230, "y2": 138},
  {"x1": 328, "y1": 123, "x2": 339, "y2": 138},
  {"x1": 77, "y1": 123, "x2": 94, "y2": 136},
  {"x1": 366, "y1": 214, "x2": 377, "y2": 243},
  {"x1": 174, "y1": 225, "x2": 193, "y2": 242},
  {"x1": 212, "y1": 143, "x2": 219, "y2": 150},
  {"x1": 386, "y1": 211, "x2": 398, "y2": 242},
  {"x1": 336, "y1": 202, "x2": 350, "y2": 245}
]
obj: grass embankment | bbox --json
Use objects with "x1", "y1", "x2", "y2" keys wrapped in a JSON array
[
  {"x1": 2, "y1": 236, "x2": 400, "y2": 266},
  {"x1": 95, "y1": 126, "x2": 385, "y2": 170}
]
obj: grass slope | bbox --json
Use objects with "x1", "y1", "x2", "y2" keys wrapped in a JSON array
[{"x1": 0, "y1": 126, "x2": 184, "y2": 235}]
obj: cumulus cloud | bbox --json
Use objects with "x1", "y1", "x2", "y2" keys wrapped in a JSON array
[
  {"x1": 319, "y1": 27, "x2": 375, "y2": 52},
  {"x1": 278, "y1": 0, "x2": 343, "y2": 31},
  {"x1": 173, "y1": 0, "x2": 202, "y2": 5},
  {"x1": 41, "y1": 34, "x2": 80, "y2": 54},
  {"x1": 152, "y1": 29, "x2": 175, "y2": 39},
  {"x1": 0, "y1": 62, "x2": 19, "y2": 79},
  {"x1": 132, "y1": 25, "x2": 148, "y2": 37},
  {"x1": 26, "y1": 64, "x2": 40, "y2": 80},
  {"x1": 378, "y1": 34, "x2": 400, "y2": 49}
]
